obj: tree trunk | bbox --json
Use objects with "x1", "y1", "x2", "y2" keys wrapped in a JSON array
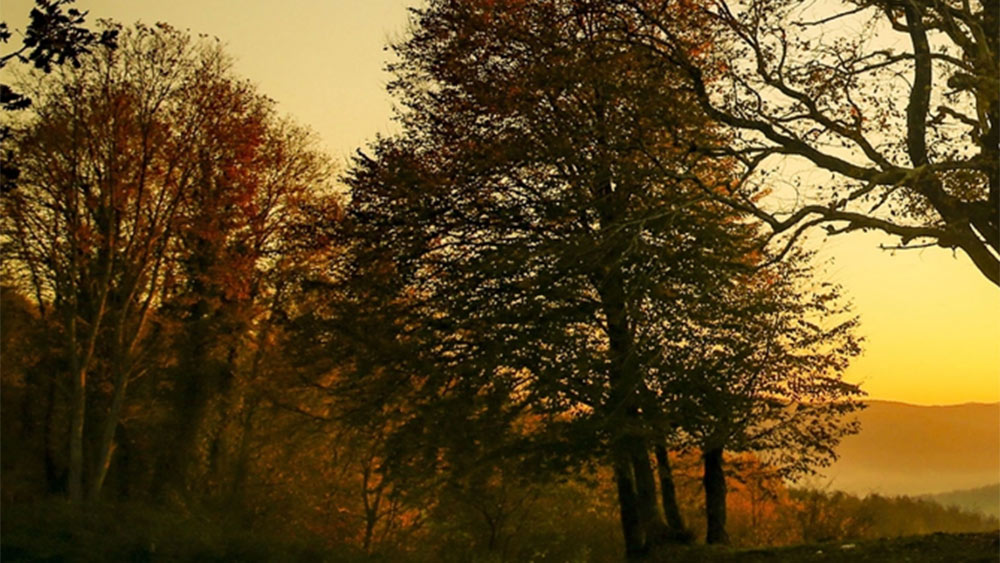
[
  {"x1": 596, "y1": 257, "x2": 653, "y2": 559},
  {"x1": 654, "y1": 443, "x2": 689, "y2": 540},
  {"x1": 88, "y1": 362, "x2": 129, "y2": 500},
  {"x1": 228, "y1": 396, "x2": 258, "y2": 500},
  {"x1": 205, "y1": 346, "x2": 241, "y2": 488},
  {"x1": 153, "y1": 368, "x2": 205, "y2": 501},
  {"x1": 43, "y1": 370, "x2": 63, "y2": 494},
  {"x1": 612, "y1": 444, "x2": 646, "y2": 560},
  {"x1": 361, "y1": 461, "x2": 381, "y2": 554},
  {"x1": 703, "y1": 447, "x2": 729, "y2": 545},
  {"x1": 629, "y1": 438, "x2": 672, "y2": 550},
  {"x1": 155, "y1": 307, "x2": 216, "y2": 499},
  {"x1": 66, "y1": 293, "x2": 110, "y2": 503},
  {"x1": 363, "y1": 510, "x2": 376, "y2": 554},
  {"x1": 67, "y1": 314, "x2": 86, "y2": 504}
]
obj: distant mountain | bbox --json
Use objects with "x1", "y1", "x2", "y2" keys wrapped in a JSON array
[
  {"x1": 815, "y1": 400, "x2": 1000, "y2": 497},
  {"x1": 921, "y1": 484, "x2": 1000, "y2": 519}
]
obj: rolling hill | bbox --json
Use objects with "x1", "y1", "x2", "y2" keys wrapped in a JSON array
[
  {"x1": 921, "y1": 484, "x2": 1000, "y2": 519},
  {"x1": 816, "y1": 400, "x2": 1000, "y2": 498}
]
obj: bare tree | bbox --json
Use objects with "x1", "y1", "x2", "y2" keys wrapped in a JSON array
[{"x1": 616, "y1": 0, "x2": 998, "y2": 285}]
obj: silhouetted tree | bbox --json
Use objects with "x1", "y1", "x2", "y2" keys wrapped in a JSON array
[
  {"x1": 341, "y1": 0, "x2": 761, "y2": 557},
  {"x1": 3, "y1": 23, "x2": 211, "y2": 502},
  {"x1": 660, "y1": 250, "x2": 864, "y2": 543},
  {"x1": 615, "y1": 0, "x2": 998, "y2": 285}
]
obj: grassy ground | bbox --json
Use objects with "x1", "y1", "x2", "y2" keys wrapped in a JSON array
[{"x1": 657, "y1": 532, "x2": 1000, "y2": 563}]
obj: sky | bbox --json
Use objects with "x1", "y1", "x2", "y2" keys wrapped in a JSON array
[{"x1": 3, "y1": 0, "x2": 997, "y2": 406}]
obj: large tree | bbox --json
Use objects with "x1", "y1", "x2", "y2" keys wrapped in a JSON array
[
  {"x1": 341, "y1": 0, "x2": 762, "y2": 557},
  {"x1": 2, "y1": 23, "x2": 216, "y2": 502},
  {"x1": 153, "y1": 104, "x2": 335, "y2": 503},
  {"x1": 615, "y1": 0, "x2": 999, "y2": 285},
  {"x1": 1, "y1": 22, "x2": 335, "y2": 503}
]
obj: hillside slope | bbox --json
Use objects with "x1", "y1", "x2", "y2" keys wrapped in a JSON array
[
  {"x1": 819, "y1": 401, "x2": 999, "y2": 496},
  {"x1": 923, "y1": 484, "x2": 1000, "y2": 519}
]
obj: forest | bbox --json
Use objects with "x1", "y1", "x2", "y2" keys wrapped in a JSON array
[{"x1": 1, "y1": 1, "x2": 997, "y2": 562}]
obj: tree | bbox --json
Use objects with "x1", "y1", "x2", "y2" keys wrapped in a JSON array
[
  {"x1": 3, "y1": 22, "x2": 210, "y2": 502},
  {"x1": 341, "y1": 0, "x2": 763, "y2": 557},
  {"x1": 1, "y1": 22, "x2": 335, "y2": 504},
  {"x1": 153, "y1": 99, "x2": 335, "y2": 503},
  {"x1": 659, "y1": 250, "x2": 864, "y2": 543},
  {"x1": 616, "y1": 0, "x2": 999, "y2": 285}
]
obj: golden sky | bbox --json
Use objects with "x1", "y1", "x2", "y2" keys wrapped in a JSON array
[{"x1": 4, "y1": 0, "x2": 997, "y2": 406}]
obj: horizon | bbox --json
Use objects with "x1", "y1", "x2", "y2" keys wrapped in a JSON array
[{"x1": 863, "y1": 398, "x2": 1000, "y2": 407}]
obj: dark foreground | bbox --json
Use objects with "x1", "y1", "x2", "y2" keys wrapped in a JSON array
[
  {"x1": 2, "y1": 500, "x2": 997, "y2": 562},
  {"x1": 661, "y1": 532, "x2": 999, "y2": 563}
]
